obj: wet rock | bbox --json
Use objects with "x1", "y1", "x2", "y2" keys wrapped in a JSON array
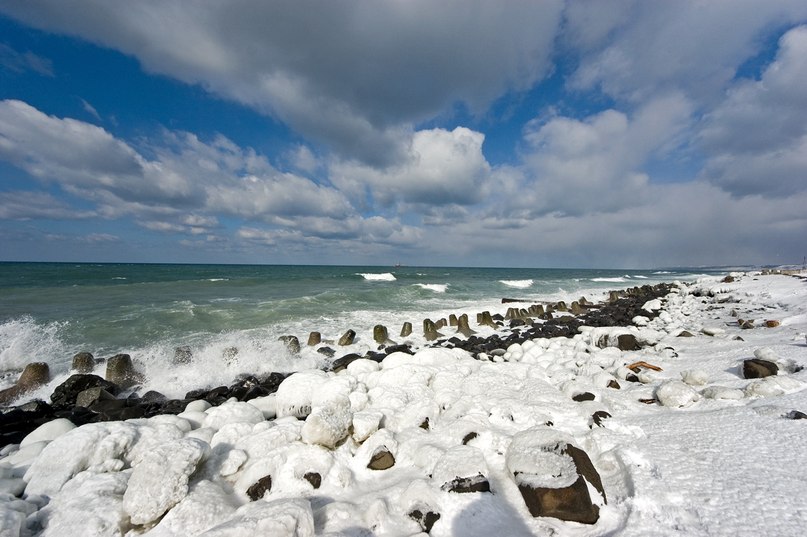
[
  {"x1": 317, "y1": 346, "x2": 336, "y2": 358},
  {"x1": 142, "y1": 390, "x2": 167, "y2": 403},
  {"x1": 462, "y1": 432, "x2": 479, "y2": 445},
  {"x1": 307, "y1": 331, "x2": 321, "y2": 346},
  {"x1": 0, "y1": 362, "x2": 50, "y2": 403},
  {"x1": 338, "y1": 330, "x2": 356, "y2": 346},
  {"x1": 400, "y1": 321, "x2": 413, "y2": 337},
  {"x1": 72, "y1": 352, "x2": 95, "y2": 373},
  {"x1": 384, "y1": 344, "x2": 414, "y2": 355},
  {"x1": 456, "y1": 314, "x2": 476, "y2": 337},
  {"x1": 478, "y1": 311, "x2": 497, "y2": 328},
  {"x1": 742, "y1": 359, "x2": 778, "y2": 379},
  {"x1": 331, "y1": 353, "x2": 363, "y2": 373},
  {"x1": 173, "y1": 346, "x2": 193, "y2": 365},
  {"x1": 51, "y1": 374, "x2": 119, "y2": 410},
  {"x1": 785, "y1": 410, "x2": 807, "y2": 420},
  {"x1": 279, "y1": 335, "x2": 301, "y2": 354},
  {"x1": 572, "y1": 392, "x2": 596, "y2": 402},
  {"x1": 368, "y1": 448, "x2": 395, "y2": 470},
  {"x1": 0, "y1": 399, "x2": 55, "y2": 449},
  {"x1": 423, "y1": 319, "x2": 444, "y2": 342},
  {"x1": 75, "y1": 387, "x2": 116, "y2": 408},
  {"x1": 765, "y1": 320, "x2": 781, "y2": 328},
  {"x1": 607, "y1": 380, "x2": 621, "y2": 390},
  {"x1": 106, "y1": 354, "x2": 141, "y2": 388},
  {"x1": 246, "y1": 475, "x2": 272, "y2": 501},
  {"x1": 722, "y1": 275, "x2": 735, "y2": 283},
  {"x1": 409, "y1": 509, "x2": 441, "y2": 533},
  {"x1": 441, "y1": 474, "x2": 490, "y2": 493},
  {"x1": 449, "y1": 314, "x2": 459, "y2": 327},
  {"x1": 373, "y1": 324, "x2": 394, "y2": 345}
]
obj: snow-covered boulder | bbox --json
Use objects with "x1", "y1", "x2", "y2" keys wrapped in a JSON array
[
  {"x1": 20, "y1": 418, "x2": 76, "y2": 448},
  {"x1": 123, "y1": 437, "x2": 210, "y2": 525},
  {"x1": 197, "y1": 498, "x2": 314, "y2": 537},
  {"x1": 274, "y1": 370, "x2": 330, "y2": 419},
  {"x1": 655, "y1": 380, "x2": 700, "y2": 408}
]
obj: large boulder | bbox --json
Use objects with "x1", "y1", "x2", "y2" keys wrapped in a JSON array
[
  {"x1": 0, "y1": 362, "x2": 50, "y2": 403},
  {"x1": 50, "y1": 374, "x2": 119, "y2": 409},
  {"x1": 743, "y1": 359, "x2": 778, "y2": 379},
  {"x1": 506, "y1": 427, "x2": 605, "y2": 524}
]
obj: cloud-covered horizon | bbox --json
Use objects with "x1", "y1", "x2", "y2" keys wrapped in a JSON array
[{"x1": 1, "y1": 1, "x2": 806, "y2": 268}]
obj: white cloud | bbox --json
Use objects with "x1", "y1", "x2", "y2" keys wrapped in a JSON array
[
  {"x1": 331, "y1": 127, "x2": 491, "y2": 207},
  {"x1": 0, "y1": 0, "x2": 564, "y2": 164},
  {"x1": 699, "y1": 25, "x2": 807, "y2": 197},
  {"x1": 0, "y1": 190, "x2": 95, "y2": 220},
  {"x1": 0, "y1": 42, "x2": 54, "y2": 76},
  {"x1": 565, "y1": 0, "x2": 807, "y2": 104}
]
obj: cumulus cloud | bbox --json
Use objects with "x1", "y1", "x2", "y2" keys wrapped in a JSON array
[
  {"x1": 516, "y1": 94, "x2": 693, "y2": 216},
  {"x1": 331, "y1": 127, "x2": 491, "y2": 207},
  {"x1": 0, "y1": 0, "x2": 563, "y2": 164},
  {"x1": 699, "y1": 25, "x2": 807, "y2": 197}
]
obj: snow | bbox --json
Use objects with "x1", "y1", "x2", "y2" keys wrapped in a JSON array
[{"x1": 2, "y1": 272, "x2": 807, "y2": 536}]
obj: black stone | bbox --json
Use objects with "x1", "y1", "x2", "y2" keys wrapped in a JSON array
[
  {"x1": 742, "y1": 359, "x2": 779, "y2": 379},
  {"x1": 303, "y1": 472, "x2": 321, "y2": 489},
  {"x1": 409, "y1": 509, "x2": 441, "y2": 533},
  {"x1": 246, "y1": 475, "x2": 272, "y2": 501},
  {"x1": 441, "y1": 474, "x2": 490, "y2": 493},
  {"x1": 50, "y1": 374, "x2": 119, "y2": 410},
  {"x1": 572, "y1": 392, "x2": 596, "y2": 402}
]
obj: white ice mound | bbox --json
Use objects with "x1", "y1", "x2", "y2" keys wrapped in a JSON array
[
  {"x1": 24, "y1": 421, "x2": 139, "y2": 497},
  {"x1": 681, "y1": 369, "x2": 709, "y2": 386},
  {"x1": 148, "y1": 479, "x2": 239, "y2": 537},
  {"x1": 655, "y1": 380, "x2": 700, "y2": 408},
  {"x1": 432, "y1": 445, "x2": 489, "y2": 486},
  {"x1": 198, "y1": 498, "x2": 314, "y2": 537},
  {"x1": 301, "y1": 404, "x2": 352, "y2": 449},
  {"x1": 203, "y1": 401, "x2": 266, "y2": 430},
  {"x1": 745, "y1": 376, "x2": 803, "y2": 398},
  {"x1": 37, "y1": 471, "x2": 129, "y2": 537},
  {"x1": 506, "y1": 427, "x2": 579, "y2": 489},
  {"x1": 20, "y1": 418, "x2": 76, "y2": 448},
  {"x1": 275, "y1": 370, "x2": 330, "y2": 419},
  {"x1": 123, "y1": 437, "x2": 210, "y2": 525}
]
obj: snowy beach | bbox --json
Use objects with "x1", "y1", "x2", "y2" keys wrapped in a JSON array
[{"x1": 1, "y1": 271, "x2": 806, "y2": 536}]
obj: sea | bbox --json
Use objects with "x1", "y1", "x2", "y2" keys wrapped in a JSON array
[{"x1": 0, "y1": 262, "x2": 718, "y2": 399}]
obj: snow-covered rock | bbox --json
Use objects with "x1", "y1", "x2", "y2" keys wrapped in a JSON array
[
  {"x1": 123, "y1": 437, "x2": 210, "y2": 525},
  {"x1": 20, "y1": 418, "x2": 76, "y2": 448},
  {"x1": 655, "y1": 380, "x2": 700, "y2": 408}
]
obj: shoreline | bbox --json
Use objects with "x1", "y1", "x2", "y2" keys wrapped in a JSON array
[{"x1": 1, "y1": 271, "x2": 806, "y2": 535}]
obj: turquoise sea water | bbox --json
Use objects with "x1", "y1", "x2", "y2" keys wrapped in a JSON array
[{"x1": 0, "y1": 263, "x2": 717, "y2": 398}]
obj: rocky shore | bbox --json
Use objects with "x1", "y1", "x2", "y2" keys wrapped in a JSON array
[{"x1": 1, "y1": 273, "x2": 806, "y2": 536}]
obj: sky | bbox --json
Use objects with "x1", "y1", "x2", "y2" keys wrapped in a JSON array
[{"x1": 0, "y1": 1, "x2": 806, "y2": 269}]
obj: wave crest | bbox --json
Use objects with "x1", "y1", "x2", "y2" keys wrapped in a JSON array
[
  {"x1": 500, "y1": 279, "x2": 533, "y2": 289},
  {"x1": 414, "y1": 283, "x2": 448, "y2": 293},
  {"x1": 359, "y1": 273, "x2": 396, "y2": 282}
]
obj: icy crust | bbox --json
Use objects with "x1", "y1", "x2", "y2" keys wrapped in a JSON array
[{"x1": 0, "y1": 272, "x2": 806, "y2": 536}]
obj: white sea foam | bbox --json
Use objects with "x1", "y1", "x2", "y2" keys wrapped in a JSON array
[
  {"x1": 0, "y1": 316, "x2": 70, "y2": 372},
  {"x1": 632, "y1": 275, "x2": 649, "y2": 279},
  {"x1": 414, "y1": 283, "x2": 448, "y2": 293},
  {"x1": 500, "y1": 279, "x2": 533, "y2": 289},
  {"x1": 591, "y1": 277, "x2": 627, "y2": 283},
  {"x1": 358, "y1": 273, "x2": 396, "y2": 282},
  {"x1": 206, "y1": 278, "x2": 229, "y2": 282}
]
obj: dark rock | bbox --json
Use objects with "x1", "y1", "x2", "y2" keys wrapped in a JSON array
[
  {"x1": 173, "y1": 346, "x2": 193, "y2": 365},
  {"x1": 384, "y1": 344, "x2": 414, "y2": 355},
  {"x1": 785, "y1": 410, "x2": 807, "y2": 420},
  {"x1": 676, "y1": 330, "x2": 694, "y2": 337},
  {"x1": 76, "y1": 387, "x2": 116, "y2": 408},
  {"x1": 462, "y1": 432, "x2": 478, "y2": 445},
  {"x1": 592, "y1": 411, "x2": 612, "y2": 427},
  {"x1": 307, "y1": 332, "x2": 321, "y2": 346},
  {"x1": 607, "y1": 380, "x2": 621, "y2": 390},
  {"x1": 373, "y1": 325, "x2": 394, "y2": 345},
  {"x1": 0, "y1": 399, "x2": 55, "y2": 449},
  {"x1": 368, "y1": 448, "x2": 395, "y2": 470},
  {"x1": 409, "y1": 509, "x2": 441, "y2": 533},
  {"x1": 742, "y1": 359, "x2": 778, "y2": 379},
  {"x1": 51, "y1": 374, "x2": 119, "y2": 410},
  {"x1": 141, "y1": 390, "x2": 167, "y2": 403},
  {"x1": 246, "y1": 475, "x2": 272, "y2": 501},
  {"x1": 441, "y1": 474, "x2": 490, "y2": 493},
  {"x1": 278, "y1": 335, "x2": 301, "y2": 354},
  {"x1": 765, "y1": 320, "x2": 781, "y2": 328},
  {"x1": 456, "y1": 314, "x2": 476, "y2": 336},
  {"x1": 617, "y1": 334, "x2": 641, "y2": 351},
  {"x1": 317, "y1": 346, "x2": 336, "y2": 358},
  {"x1": 259, "y1": 372, "x2": 288, "y2": 394},
  {"x1": 331, "y1": 353, "x2": 363, "y2": 373},
  {"x1": 422, "y1": 319, "x2": 444, "y2": 342},
  {"x1": 160, "y1": 399, "x2": 190, "y2": 415},
  {"x1": 721, "y1": 275, "x2": 735, "y2": 283},
  {"x1": 303, "y1": 472, "x2": 321, "y2": 489},
  {"x1": 338, "y1": 330, "x2": 356, "y2": 346},
  {"x1": 419, "y1": 417, "x2": 430, "y2": 430},
  {"x1": 72, "y1": 352, "x2": 96, "y2": 373},
  {"x1": 572, "y1": 392, "x2": 596, "y2": 402},
  {"x1": 516, "y1": 475, "x2": 599, "y2": 524}
]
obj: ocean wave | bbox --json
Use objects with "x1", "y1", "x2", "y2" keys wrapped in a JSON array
[
  {"x1": 358, "y1": 273, "x2": 396, "y2": 282},
  {"x1": 111, "y1": 277, "x2": 127, "y2": 280},
  {"x1": 206, "y1": 278, "x2": 229, "y2": 282},
  {"x1": 0, "y1": 316, "x2": 70, "y2": 371},
  {"x1": 500, "y1": 279, "x2": 533, "y2": 289},
  {"x1": 414, "y1": 283, "x2": 448, "y2": 293},
  {"x1": 653, "y1": 271, "x2": 673, "y2": 274},
  {"x1": 591, "y1": 277, "x2": 627, "y2": 283},
  {"x1": 632, "y1": 275, "x2": 649, "y2": 279}
]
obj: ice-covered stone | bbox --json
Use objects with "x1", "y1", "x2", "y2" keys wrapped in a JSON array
[
  {"x1": 655, "y1": 380, "x2": 700, "y2": 408},
  {"x1": 247, "y1": 394, "x2": 277, "y2": 419},
  {"x1": 681, "y1": 369, "x2": 709, "y2": 386},
  {"x1": 197, "y1": 498, "x2": 314, "y2": 537},
  {"x1": 274, "y1": 370, "x2": 329, "y2": 419},
  {"x1": 701, "y1": 386, "x2": 745, "y2": 400},
  {"x1": 301, "y1": 404, "x2": 352, "y2": 449},
  {"x1": 203, "y1": 401, "x2": 265, "y2": 430},
  {"x1": 20, "y1": 418, "x2": 76, "y2": 448},
  {"x1": 24, "y1": 422, "x2": 139, "y2": 497},
  {"x1": 149, "y1": 480, "x2": 239, "y2": 537},
  {"x1": 123, "y1": 437, "x2": 210, "y2": 525},
  {"x1": 745, "y1": 376, "x2": 802, "y2": 398}
]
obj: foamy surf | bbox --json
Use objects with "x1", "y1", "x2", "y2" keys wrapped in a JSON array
[
  {"x1": 591, "y1": 277, "x2": 627, "y2": 283},
  {"x1": 358, "y1": 273, "x2": 396, "y2": 282},
  {"x1": 500, "y1": 279, "x2": 533, "y2": 289},
  {"x1": 414, "y1": 283, "x2": 448, "y2": 293}
]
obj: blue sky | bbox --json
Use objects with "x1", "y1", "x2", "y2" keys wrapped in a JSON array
[{"x1": 1, "y1": 1, "x2": 806, "y2": 268}]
